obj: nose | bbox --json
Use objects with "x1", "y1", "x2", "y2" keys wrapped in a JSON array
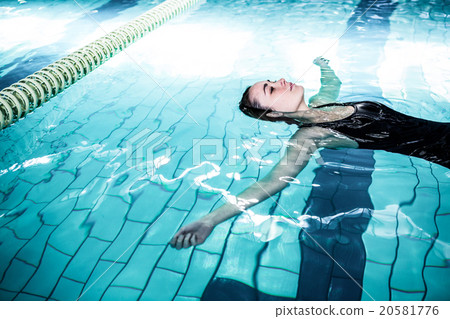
[{"x1": 277, "y1": 78, "x2": 286, "y2": 86}]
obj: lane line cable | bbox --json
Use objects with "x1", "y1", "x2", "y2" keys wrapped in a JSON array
[{"x1": 0, "y1": 0, "x2": 201, "y2": 130}]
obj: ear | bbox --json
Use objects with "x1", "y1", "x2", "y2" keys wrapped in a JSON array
[{"x1": 266, "y1": 111, "x2": 284, "y2": 118}]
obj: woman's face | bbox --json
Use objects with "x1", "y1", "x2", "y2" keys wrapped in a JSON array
[{"x1": 249, "y1": 78, "x2": 305, "y2": 113}]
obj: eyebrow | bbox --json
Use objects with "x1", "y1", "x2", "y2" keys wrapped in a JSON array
[{"x1": 263, "y1": 83, "x2": 268, "y2": 95}]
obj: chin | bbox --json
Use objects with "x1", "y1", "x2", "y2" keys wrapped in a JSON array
[
  {"x1": 296, "y1": 86, "x2": 306, "y2": 110},
  {"x1": 296, "y1": 85, "x2": 305, "y2": 98},
  {"x1": 294, "y1": 84, "x2": 304, "y2": 92}
]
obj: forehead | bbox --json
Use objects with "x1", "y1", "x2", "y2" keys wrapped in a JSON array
[{"x1": 249, "y1": 81, "x2": 266, "y2": 101}]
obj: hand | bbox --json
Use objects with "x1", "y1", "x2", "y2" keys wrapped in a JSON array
[
  {"x1": 313, "y1": 56, "x2": 330, "y2": 67},
  {"x1": 169, "y1": 218, "x2": 214, "y2": 249}
]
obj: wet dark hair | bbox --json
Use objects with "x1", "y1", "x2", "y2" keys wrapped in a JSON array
[{"x1": 238, "y1": 86, "x2": 301, "y2": 126}]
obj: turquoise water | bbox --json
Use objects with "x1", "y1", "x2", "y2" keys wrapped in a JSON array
[{"x1": 0, "y1": 0, "x2": 449, "y2": 301}]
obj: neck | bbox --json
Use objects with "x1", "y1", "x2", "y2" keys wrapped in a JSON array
[
  {"x1": 297, "y1": 99, "x2": 309, "y2": 111},
  {"x1": 287, "y1": 109, "x2": 316, "y2": 122}
]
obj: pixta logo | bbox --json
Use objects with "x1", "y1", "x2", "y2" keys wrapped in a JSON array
[
  {"x1": 126, "y1": 128, "x2": 173, "y2": 175},
  {"x1": 126, "y1": 129, "x2": 324, "y2": 173},
  {"x1": 192, "y1": 137, "x2": 324, "y2": 166}
]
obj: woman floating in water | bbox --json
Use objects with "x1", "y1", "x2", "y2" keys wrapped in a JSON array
[
  {"x1": 169, "y1": 57, "x2": 449, "y2": 300},
  {"x1": 170, "y1": 57, "x2": 449, "y2": 250}
]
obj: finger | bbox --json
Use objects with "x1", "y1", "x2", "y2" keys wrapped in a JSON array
[
  {"x1": 190, "y1": 234, "x2": 197, "y2": 246},
  {"x1": 169, "y1": 227, "x2": 185, "y2": 246},
  {"x1": 176, "y1": 234, "x2": 184, "y2": 250},
  {"x1": 169, "y1": 235, "x2": 176, "y2": 247},
  {"x1": 169, "y1": 232, "x2": 181, "y2": 247},
  {"x1": 183, "y1": 233, "x2": 192, "y2": 248},
  {"x1": 172, "y1": 226, "x2": 187, "y2": 239}
]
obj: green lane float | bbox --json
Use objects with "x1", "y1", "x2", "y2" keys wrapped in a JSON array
[{"x1": 0, "y1": 0, "x2": 200, "y2": 130}]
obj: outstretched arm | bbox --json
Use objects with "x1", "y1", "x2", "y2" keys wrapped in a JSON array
[
  {"x1": 308, "y1": 57, "x2": 342, "y2": 108},
  {"x1": 169, "y1": 127, "x2": 357, "y2": 249}
]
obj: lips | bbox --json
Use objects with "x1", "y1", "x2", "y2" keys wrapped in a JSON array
[{"x1": 281, "y1": 79, "x2": 294, "y2": 91}]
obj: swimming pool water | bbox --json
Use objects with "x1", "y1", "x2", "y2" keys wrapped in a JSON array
[{"x1": 0, "y1": 0, "x2": 449, "y2": 301}]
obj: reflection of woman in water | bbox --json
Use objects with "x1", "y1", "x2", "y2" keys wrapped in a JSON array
[{"x1": 170, "y1": 57, "x2": 450, "y2": 300}]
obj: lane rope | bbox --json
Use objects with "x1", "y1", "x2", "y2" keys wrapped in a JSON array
[{"x1": 0, "y1": 0, "x2": 200, "y2": 130}]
